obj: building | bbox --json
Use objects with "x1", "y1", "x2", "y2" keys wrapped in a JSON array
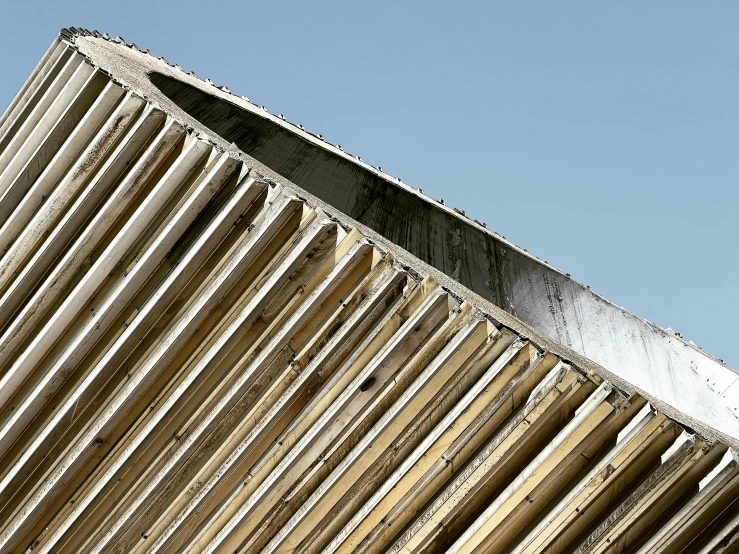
[{"x1": 0, "y1": 27, "x2": 736, "y2": 553}]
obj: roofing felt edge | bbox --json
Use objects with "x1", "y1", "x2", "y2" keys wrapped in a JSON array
[{"x1": 3, "y1": 27, "x2": 736, "y2": 449}]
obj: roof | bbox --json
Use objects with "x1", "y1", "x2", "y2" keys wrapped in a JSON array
[
  {"x1": 38, "y1": 28, "x2": 738, "y2": 445},
  {"x1": 0, "y1": 28, "x2": 735, "y2": 553}
]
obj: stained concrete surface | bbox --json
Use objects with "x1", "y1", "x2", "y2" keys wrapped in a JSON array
[{"x1": 64, "y1": 34, "x2": 739, "y2": 443}]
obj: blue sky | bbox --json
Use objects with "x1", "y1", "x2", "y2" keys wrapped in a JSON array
[{"x1": 0, "y1": 1, "x2": 737, "y2": 368}]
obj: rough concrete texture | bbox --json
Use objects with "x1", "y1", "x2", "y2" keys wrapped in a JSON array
[{"x1": 62, "y1": 31, "x2": 738, "y2": 444}]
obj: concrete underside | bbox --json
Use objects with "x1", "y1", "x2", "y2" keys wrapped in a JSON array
[
  {"x1": 0, "y1": 29, "x2": 736, "y2": 553},
  {"x1": 55, "y1": 31, "x2": 739, "y2": 444}
]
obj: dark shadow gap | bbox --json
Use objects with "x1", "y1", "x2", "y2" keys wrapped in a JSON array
[{"x1": 149, "y1": 70, "x2": 514, "y2": 309}]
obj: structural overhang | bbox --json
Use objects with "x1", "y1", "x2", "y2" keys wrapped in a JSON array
[
  {"x1": 45, "y1": 29, "x2": 738, "y2": 444},
  {"x1": 0, "y1": 28, "x2": 735, "y2": 554}
]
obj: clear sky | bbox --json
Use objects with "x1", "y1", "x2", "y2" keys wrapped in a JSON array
[{"x1": 0, "y1": 1, "x2": 737, "y2": 368}]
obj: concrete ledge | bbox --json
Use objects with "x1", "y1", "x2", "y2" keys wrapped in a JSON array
[{"x1": 63, "y1": 31, "x2": 738, "y2": 442}]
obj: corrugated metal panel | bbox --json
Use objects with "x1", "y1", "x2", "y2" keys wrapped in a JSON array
[{"x1": 0, "y1": 36, "x2": 735, "y2": 554}]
